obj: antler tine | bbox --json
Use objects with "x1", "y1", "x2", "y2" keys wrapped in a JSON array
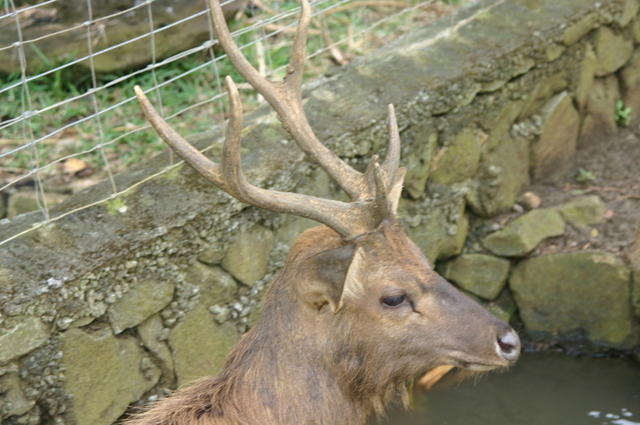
[
  {"x1": 134, "y1": 85, "x2": 226, "y2": 188},
  {"x1": 382, "y1": 104, "x2": 401, "y2": 181},
  {"x1": 220, "y1": 76, "x2": 377, "y2": 237},
  {"x1": 372, "y1": 160, "x2": 390, "y2": 218},
  {"x1": 285, "y1": 0, "x2": 311, "y2": 94},
  {"x1": 208, "y1": 0, "x2": 368, "y2": 200}
]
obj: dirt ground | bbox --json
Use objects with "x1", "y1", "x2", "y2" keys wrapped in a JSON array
[{"x1": 530, "y1": 128, "x2": 640, "y2": 256}]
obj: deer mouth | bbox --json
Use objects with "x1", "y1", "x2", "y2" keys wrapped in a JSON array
[{"x1": 443, "y1": 350, "x2": 516, "y2": 372}]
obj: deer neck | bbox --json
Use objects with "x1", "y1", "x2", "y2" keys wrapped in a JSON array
[{"x1": 217, "y1": 279, "x2": 370, "y2": 425}]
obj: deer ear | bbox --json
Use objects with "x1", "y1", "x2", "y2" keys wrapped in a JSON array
[{"x1": 297, "y1": 244, "x2": 361, "y2": 312}]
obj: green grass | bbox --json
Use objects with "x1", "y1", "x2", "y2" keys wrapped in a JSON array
[{"x1": 0, "y1": 0, "x2": 459, "y2": 181}]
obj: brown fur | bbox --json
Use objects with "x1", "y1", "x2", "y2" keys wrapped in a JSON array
[{"x1": 125, "y1": 222, "x2": 516, "y2": 425}]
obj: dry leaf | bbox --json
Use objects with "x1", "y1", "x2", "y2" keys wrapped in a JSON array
[{"x1": 62, "y1": 158, "x2": 88, "y2": 175}]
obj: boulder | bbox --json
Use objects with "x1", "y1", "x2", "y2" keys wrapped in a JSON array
[
  {"x1": 185, "y1": 263, "x2": 238, "y2": 304},
  {"x1": 169, "y1": 267, "x2": 240, "y2": 386},
  {"x1": 429, "y1": 129, "x2": 482, "y2": 186},
  {"x1": 275, "y1": 216, "x2": 318, "y2": 248},
  {"x1": 0, "y1": 0, "x2": 248, "y2": 74},
  {"x1": 471, "y1": 135, "x2": 530, "y2": 216},
  {"x1": 620, "y1": 50, "x2": 640, "y2": 126},
  {"x1": 108, "y1": 279, "x2": 175, "y2": 334},
  {"x1": 530, "y1": 92, "x2": 580, "y2": 181},
  {"x1": 592, "y1": 26, "x2": 634, "y2": 76},
  {"x1": 562, "y1": 12, "x2": 600, "y2": 45},
  {"x1": 520, "y1": 73, "x2": 568, "y2": 119},
  {"x1": 482, "y1": 208, "x2": 565, "y2": 257},
  {"x1": 510, "y1": 251, "x2": 634, "y2": 347},
  {"x1": 484, "y1": 290, "x2": 517, "y2": 324},
  {"x1": 402, "y1": 123, "x2": 438, "y2": 198},
  {"x1": 7, "y1": 191, "x2": 68, "y2": 218},
  {"x1": 197, "y1": 245, "x2": 226, "y2": 266},
  {"x1": 579, "y1": 76, "x2": 620, "y2": 146},
  {"x1": 0, "y1": 372, "x2": 34, "y2": 419},
  {"x1": 222, "y1": 224, "x2": 274, "y2": 286},
  {"x1": 555, "y1": 195, "x2": 606, "y2": 228},
  {"x1": 0, "y1": 317, "x2": 49, "y2": 364},
  {"x1": 60, "y1": 327, "x2": 160, "y2": 425},
  {"x1": 403, "y1": 196, "x2": 468, "y2": 263},
  {"x1": 137, "y1": 314, "x2": 175, "y2": 383},
  {"x1": 615, "y1": 0, "x2": 640, "y2": 26},
  {"x1": 440, "y1": 254, "x2": 510, "y2": 300},
  {"x1": 628, "y1": 231, "x2": 640, "y2": 318},
  {"x1": 633, "y1": 19, "x2": 640, "y2": 43},
  {"x1": 574, "y1": 43, "x2": 596, "y2": 110}
]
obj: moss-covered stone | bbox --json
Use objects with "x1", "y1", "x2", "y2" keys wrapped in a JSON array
[
  {"x1": 593, "y1": 26, "x2": 634, "y2": 76},
  {"x1": 575, "y1": 43, "x2": 596, "y2": 110},
  {"x1": 197, "y1": 245, "x2": 226, "y2": 266},
  {"x1": 482, "y1": 101, "x2": 524, "y2": 150},
  {"x1": 531, "y1": 92, "x2": 580, "y2": 181},
  {"x1": 615, "y1": 0, "x2": 639, "y2": 27},
  {"x1": 429, "y1": 129, "x2": 482, "y2": 186},
  {"x1": 628, "y1": 232, "x2": 640, "y2": 318},
  {"x1": 440, "y1": 254, "x2": 510, "y2": 300},
  {"x1": 402, "y1": 196, "x2": 468, "y2": 263},
  {"x1": 275, "y1": 216, "x2": 318, "y2": 248},
  {"x1": 562, "y1": 12, "x2": 600, "y2": 45},
  {"x1": 632, "y1": 19, "x2": 640, "y2": 43},
  {"x1": 137, "y1": 314, "x2": 175, "y2": 383},
  {"x1": 555, "y1": 195, "x2": 606, "y2": 228},
  {"x1": 7, "y1": 191, "x2": 68, "y2": 218},
  {"x1": 510, "y1": 251, "x2": 634, "y2": 347},
  {"x1": 169, "y1": 274, "x2": 240, "y2": 386},
  {"x1": 520, "y1": 73, "x2": 569, "y2": 119},
  {"x1": 482, "y1": 208, "x2": 565, "y2": 257},
  {"x1": 484, "y1": 290, "x2": 517, "y2": 324},
  {"x1": 0, "y1": 317, "x2": 49, "y2": 364},
  {"x1": 0, "y1": 372, "x2": 34, "y2": 419},
  {"x1": 108, "y1": 279, "x2": 175, "y2": 334},
  {"x1": 472, "y1": 136, "x2": 530, "y2": 216},
  {"x1": 620, "y1": 50, "x2": 640, "y2": 126},
  {"x1": 579, "y1": 75, "x2": 620, "y2": 146},
  {"x1": 402, "y1": 123, "x2": 438, "y2": 198},
  {"x1": 185, "y1": 264, "x2": 238, "y2": 305},
  {"x1": 60, "y1": 327, "x2": 160, "y2": 425},
  {"x1": 221, "y1": 224, "x2": 275, "y2": 286}
]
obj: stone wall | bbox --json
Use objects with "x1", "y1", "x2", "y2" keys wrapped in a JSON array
[{"x1": 1, "y1": 0, "x2": 640, "y2": 424}]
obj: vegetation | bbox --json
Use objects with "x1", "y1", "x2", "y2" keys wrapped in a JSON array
[
  {"x1": 615, "y1": 99, "x2": 632, "y2": 127},
  {"x1": 0, "y1": 0, "x2": 457, "y2": 186},
  {"x1": 574, "y1": 168, "x2": 597, "y2": 184}
]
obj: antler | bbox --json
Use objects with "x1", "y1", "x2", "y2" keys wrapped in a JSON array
[{"x1": 134, "y1": 0, "x2": 405, "y2": 238}]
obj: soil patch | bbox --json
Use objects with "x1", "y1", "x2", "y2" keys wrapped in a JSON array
[{"x1": 530, "y1": 129, "x2": 640, "y2": 255}]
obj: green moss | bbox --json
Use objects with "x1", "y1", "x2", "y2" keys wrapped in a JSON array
[{"x1": 105, "y1": 197, "x2": 128, "y2": 215}]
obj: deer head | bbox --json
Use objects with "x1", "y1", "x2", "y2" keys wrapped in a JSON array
[{"x1": 133, "y1": 0, "x2": 520, "y2": 415}]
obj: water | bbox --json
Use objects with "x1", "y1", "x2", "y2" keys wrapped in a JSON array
[{"x1": 378, "y1": 352, "x2": 640, "y2": 425}]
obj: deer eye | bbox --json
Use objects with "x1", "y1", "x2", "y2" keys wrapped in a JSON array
[{"x1": 381, "y1": 294, "x2": 407, "y2": 308}]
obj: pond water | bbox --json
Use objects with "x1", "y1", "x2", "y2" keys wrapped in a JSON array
[{"x1": 377, "y1": 352, "x2": 640, "y2": 425}]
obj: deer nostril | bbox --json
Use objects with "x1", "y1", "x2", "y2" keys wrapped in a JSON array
[{"x1": 496, "y1": 329, "x2": 521, "y2": 362}]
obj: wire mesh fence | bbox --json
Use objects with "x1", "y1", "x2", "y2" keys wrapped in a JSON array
[{"x1": 0, "y1": 0, "x2": 456, "y2": 246}]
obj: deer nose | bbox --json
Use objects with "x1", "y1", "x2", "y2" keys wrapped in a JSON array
[{"x1": 496, "y1": 328, "x2": 521, "y2": 363}]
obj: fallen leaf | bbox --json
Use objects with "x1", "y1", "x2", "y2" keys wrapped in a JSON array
[{"x1": 62, "y1": 158, "x2": 88, "y2": 175}]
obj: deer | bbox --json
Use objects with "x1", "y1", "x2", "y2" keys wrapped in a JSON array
[{"x1": 128, "y1": 1, "x2": 521, "y2": 424}]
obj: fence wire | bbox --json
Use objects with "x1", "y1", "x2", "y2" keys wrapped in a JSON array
[{"x1": 0, "y1": 0, "x2": 453, "y2": 246}]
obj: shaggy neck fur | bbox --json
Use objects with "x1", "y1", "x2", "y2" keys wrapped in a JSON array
[{"x1": 126, "y1": 226, "x2": 406, "y2": 425}]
